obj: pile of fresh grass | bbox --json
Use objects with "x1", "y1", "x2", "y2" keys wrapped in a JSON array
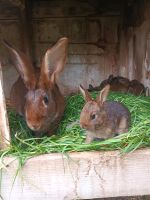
[{"x1": 0, "y1": 92, "x2": 150, "y2": 164}]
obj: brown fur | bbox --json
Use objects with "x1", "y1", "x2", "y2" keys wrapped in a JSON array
[
  {"x1": 128, "y1": 80, "x2": 146, "y2": 95},
  {"x1": 80, "y1": 84, "x2": 131, "y2": 143},
  {"x1": 88, "y1": 75, "x2": 130, "y2": 93},
  {"x1": 109, "y1": 76, "x2": 130, "y2": 92},
  {"x1": 88, "y1": 74, "x2": 146, "y2": 96},
  {"x1": 4, "y1": 38, "x2": 68, "y2": 136},
  {"x1": 145, "y1": 62, "x2": 150, "y2": 79}
]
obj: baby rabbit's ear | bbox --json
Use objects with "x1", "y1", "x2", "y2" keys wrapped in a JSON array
[
  {"x1": 40, "y1": 37, "x2": 68, "y2": 87},
  {"x1": 3, "y1": 40, "x2": 36, "y2": 90},
  {"x1": 96, "y1": 84, "x2": 110, "y2": 106},
  {"x1": 107, "y1": 74, "x2": 114, "y2": 83},
  {"x1": 79, "y1": 85, "x2": 92, "y2": 102}
]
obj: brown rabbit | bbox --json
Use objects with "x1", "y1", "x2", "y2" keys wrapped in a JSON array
[
  {"x1": 4, "y1": 38, "x2": 68, "y2": 136},
  {"x1": 128, "y1": 80, "x2": 146, "y2": 95},
  {"x1": 88, "y1": 75, "x2": 130, "y2": 93},
  {"x1": 110, "y1": 76, "x2": 130, "y2": 92},
  {"x1": 79, "y1": 84, "x2": 131, "y2": 143},
  {"x1": 100, "y1": 75, "x2": 130, "y2": 92}
]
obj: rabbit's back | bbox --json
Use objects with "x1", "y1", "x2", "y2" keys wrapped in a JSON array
[{"x1": 104, "y1": 101, "x2": 130, "y2": 128}]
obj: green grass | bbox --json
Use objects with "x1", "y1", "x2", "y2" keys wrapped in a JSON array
[{"x1": 0, "y1": 92, "x2": 150, "y2": 165}]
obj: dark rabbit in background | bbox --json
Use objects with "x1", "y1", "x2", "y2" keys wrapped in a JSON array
[
  {"x1": 88, "y1": 74, "x2": 146, "y2": 96},
  {"x1": 4, "y1": 37, "x2": 69, "y2": 136},
  {"x1": 128, "y1": 79, "x2": 146, "y2": 95},
  {"x1": 79, "y1": 84, "x2": 131, "y2": 143},
  {"x1": 101, "y1": 75, "x2": 130, "y2": 92},
  {"x1": 88, "y1": 75, "x2": 130, "y2": 92}
]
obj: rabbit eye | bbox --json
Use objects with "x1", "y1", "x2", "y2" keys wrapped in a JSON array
[
  {"x1": 43, "y1": 96, "x2": 49, "y2": 105},
  {"x1": 90, "y1": 114, "x2": 96, "y2": 120}
]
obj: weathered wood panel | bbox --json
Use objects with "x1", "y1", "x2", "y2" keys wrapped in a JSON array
[
  {"x1": 2, "y1": 64, "x2": 19, "y2": 98},
  {"x1": 32, "y1": 0, "x2": 97, "y2": 18},
  {"x1": 32, "y1": 15, "x2": 119, "y2": 93},
  {"x1": 34, "y1": 43, "x2": 104, "y2": 64},
  {"x1": 58, "y1": 63, "x2": 105, "y2": 95},
  {"x1": 32, "y1": 0, "x2": 121, "y2": 18},
  {"x1": 32, "y1": 17, "x2": 119, "y2": 43},
  {"x1": 1, "y1": 149, "x2": 150, "y2": 200},
  {"x1": 0, "y1": 20, "x2": 22, "y2": 98},
  {"x1": 0, "y1": 1, "x2": 19, "y2": 19},
  {"x1": 0, "y1": 63, "x2": 10, "y2": 149},
  {"x1": 1, "y1": 0, "x2": 150, "y2": 97},
  {"x1": 119, "y1": 0, "x2": 150, "y2": 94},
  {"x1": 0, "y1": 21, "x2": 22, "y2": 63},
  {"x1": 0, "y1": 0, "x2": 120, "y2": 97}
]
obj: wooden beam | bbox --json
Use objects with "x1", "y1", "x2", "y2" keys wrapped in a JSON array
[
  {"x1": 6, "y1": 0, "x2": 25, "y2": 10},
  {"x1": 18, "y1": 0, "x2": 34, "y2": 63},
  {"x1": 1, "y1": 149, "x2": 150, "y2": 199},
  {"x1": 0, "y1": 63, "x2": 10, "y2": 149}
]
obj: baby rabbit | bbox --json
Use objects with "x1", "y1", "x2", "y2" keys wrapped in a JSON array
[
  {"x1": 79, "y1": 84, "x2": 131, "y2": 143},
  {"x1": 88, "y1": 75, "x2": 130, "y2": 93},
  {"x1": 100, "y1": 75, "x2": 130, "y2": 92},
  {"x1": 4, "y1": 38, "x2": 68, "y2": 136},
  {"x1": 128, "y1": 80, "x2": 146, "y2": 95},
  {"x1": 88, "y1": 75, "x2": 146, "y2": 96}
]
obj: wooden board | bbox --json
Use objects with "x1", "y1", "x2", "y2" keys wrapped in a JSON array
[
  {"x1": 0, "y1": 1, "x2": 19, "y2": 19},
  {"x1": 1, "y1": 148, "x2": 150, "y2": 200},
  {"x1": 32, "y1": 17, "x2": 119, "y2": 44},
  {"x1": 0, "y1": 0, "x2": 120, "y2": 97},
  {"x1": 0, "y1": 63, "x2": 10, "y2": 149},
  {"x1": 32, "y1": 0, "x2": 121, "y2": 18}
]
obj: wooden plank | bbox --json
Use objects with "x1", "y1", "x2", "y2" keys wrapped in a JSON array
[
  {"x1": 32, "y1": 0, "x2": 98, "y2": 18},
  {"x1": 1, "y1": 149, "x2": 150, "y2": 199},
  {"x1": 33, "y1": 43, "x2": 105, "y2": 65},
  {"x1": 7, "y1": 0, "x2": 25, "y2": 9},
  {"x1": 0, "y1": 62, "x2": 10, "y2": 149},
  {"x1": 18, "y1": 0, "x2": 34, "y2": 62},
  {"x1": 32, "y1": 0, "x2": 120, "y2": 18},
  {"x1": 34, "y1": 43, "x2": 104, "y2": 56},
  {"x1": 59, "y1": 63, "x2": 104, "y2": 95},
  {"x1": 35, "y1": 53, "x2": 104, "y2": 65},
  {"x1": 0, "y1": 20, "x2": 21, "y2": 61},
  {"x1": 33, "y1": 18, "x2": 88, "y2": 43},
  {"x1": 0, "y1": 1, "x2": 19, "y2": 19},
  {"x1": 2, "y1": 64, "x2": 19, "y2": 98},
  {"x1": 32, "y1": 17, "x2": 119, "y2": 44}
]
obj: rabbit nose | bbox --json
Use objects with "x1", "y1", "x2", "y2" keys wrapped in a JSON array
[
  {"x1": 28, "y1": 123, "x2": 41, "y2": 131},
  {"x1": 32, "y1": 124, "x2": 39, "y2": 129}
]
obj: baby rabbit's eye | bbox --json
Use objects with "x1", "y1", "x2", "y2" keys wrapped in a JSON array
[
  {"x1": 90, "y1": 114, "x2": 96, "y2": 120},
  {"x1": 43, "y1": 95, "x2": 49, "y2": 105}
]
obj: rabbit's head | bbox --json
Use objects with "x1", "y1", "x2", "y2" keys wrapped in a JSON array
[
  {"x1": 4, "y1": 38, "x2": 68, "y2": 133},
  {"x1": 79, "y1": 84, "x2": 110, "y2": 132}
]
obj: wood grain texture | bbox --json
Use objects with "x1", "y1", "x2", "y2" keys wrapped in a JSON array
[
  {"x1": 1, "y1": 0, "x2": 150, "y2": 97},
  {"x1": 32, "y1": 0, "x2": 121, "y2": 18},
  {"x1": 0, "y1": 0, "x2": 120, "y2": 97},
  {"x1": 1, "y1": 149, "x2": 150, "y2": 200},
  {"x1": 0, "y1": 63, "x2": 10, "y2": 149}
]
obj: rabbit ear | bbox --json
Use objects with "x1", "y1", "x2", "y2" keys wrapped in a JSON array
[
  {"x1": 3, "y1": 40, "x2": 36, "y2": 90},
  {"x1": 79, "y1": 85, "x2": 93, "y2": 102},
  {"x1": 97, "y1": 84, "x2": 110, "y2": 106},
  {"x1": 40, "y1": 37, "x2": 68, "y2": 87},
  {"x1": 108, "y1": 74, "x2": 114, "y2": 83}
]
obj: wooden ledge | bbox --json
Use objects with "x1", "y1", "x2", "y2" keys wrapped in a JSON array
[
  {"x1": 0, "y1": 63, "x2": 10, "y2": 149},
  {"x1": 1, "y1": 148, "x2": 150, "y2": 200}
]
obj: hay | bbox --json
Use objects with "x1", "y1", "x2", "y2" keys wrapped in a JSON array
[{"x1": 0, "y1": 92, "x2": 150, "y2": 164}]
